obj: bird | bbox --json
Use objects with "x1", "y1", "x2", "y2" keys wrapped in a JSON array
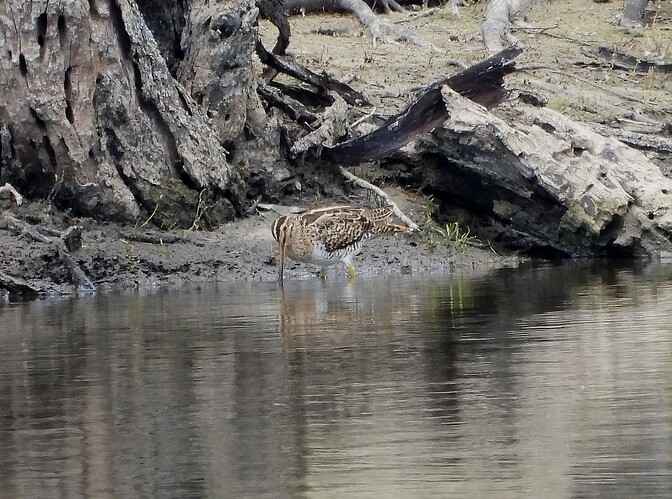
[{"x1": 271, "y1": 205, "x2": 409, "y2": 281}]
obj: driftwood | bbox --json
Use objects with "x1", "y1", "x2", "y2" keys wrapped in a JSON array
[
  {"x1": 0, "y1": 214, "x2": 95, "y2": 292},
  {"x1": 321, "y1": 47, "x2": 522, "y2": 165},
  {"x1": 620, "y1": 0, "x2": 650, "y2": 28},
  {"x1": 0, "y1": 271, "x2": 43, "y2": 296},
  {"x1": 338, "y1": 166, "x2": 418, "y2": 230},
  {"x1": 256, "y1": 43, "x2": 368, "y2": 106},
  {"x1": 397, "y1": 87, "x2": 672, "y2": 257},
  {"x1": 585, "y1": 47, "x2": 672, "y2": 74}
]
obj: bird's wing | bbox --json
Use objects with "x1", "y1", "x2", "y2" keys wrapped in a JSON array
[{"x1": 308, "y1": 209, "x2": 375, "y2": 252}]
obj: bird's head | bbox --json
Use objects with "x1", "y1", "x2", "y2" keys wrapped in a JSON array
[{"x1": 271, "y1": 216, "x2": 295, "y2": 281}]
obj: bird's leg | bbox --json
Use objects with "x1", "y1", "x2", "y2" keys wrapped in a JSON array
[
  {"x1": 319, "y1": 268, "x2": 327, "y2": 279},
  {"x1": 347, "y1": 264, "x2": 356, "y2": 280}
]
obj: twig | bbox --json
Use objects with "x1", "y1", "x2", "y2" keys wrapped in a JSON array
[
  {"x1": 140, "y1": 196, "x2": 162, "y2": 228},
  {"x1": 519, "y1": 66, "x2": 656, "y2": 106},
  {"x1": 339, "y1": 166, "x2": 419, "y2": 230},
  {"x1": 351, "y1": 106, "x2": 378, "y2": 128},
  {"x1": 396, "y1": 7, "x2": 440, "y2": 25},
  {"x1": 511, "y1": 22, "x2": 560, "y2": 34}
]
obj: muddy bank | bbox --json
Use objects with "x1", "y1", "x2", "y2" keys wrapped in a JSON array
[{"x1": 0, "y1": 190, "x2": 520, "y2": 298}]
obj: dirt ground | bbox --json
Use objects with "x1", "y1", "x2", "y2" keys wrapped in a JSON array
[{"x1": 1, "y1": 0, "x2": 670, "y2": 297}]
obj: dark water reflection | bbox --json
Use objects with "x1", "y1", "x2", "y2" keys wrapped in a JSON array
[{"x1": 2, "y1": 261, "x2": 672, "y2": 497}]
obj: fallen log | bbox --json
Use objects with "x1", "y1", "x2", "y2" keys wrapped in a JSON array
[
  {"x1": 397, "y1": 87, "x2": 672, "y2": 257},
  {"x1": 321, "y1": 47, "x2": 522, "y2": 164}
]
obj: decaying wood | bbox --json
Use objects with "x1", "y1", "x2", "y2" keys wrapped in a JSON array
[
  {"x1": 0, "y1": 214, "x2": 94, "y2": 291},
  {"x1": 399, "y1": 87, "x2": 672, "y2": 257},
  {"x1": 584, "y1": 47, "x2": 672, "y2": 74},
  {"x1": 0, "y1": 0, "x2": 245, "y2": 229},
  {"x1": 321, "y1": 47, "x2": 522, "y2": 165},
  {"x1": 256, "y1": 43, "x2": 368, "y2": 105},
  {"x1": 290, "y1": 95, "x2": 350, "y2": 157},
  {"x1": 0, "y1": 183, "x2": 23, "y2": 206},
  {"x1": 0, "y1": 271, "x2": 43, "y2": 296},
  {"x1": 620, "y1": 0, "x2": 650, "y2": 28}
]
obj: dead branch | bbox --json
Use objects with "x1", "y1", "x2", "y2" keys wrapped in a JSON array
[
  {"x1": 284, "y1": 0, "x2": 439, "y2": 49},
  {"x1": 338, "y1": 166, "x2": 419, "y2": 230},
  {"x1": 520, "y1": 66, "x2": 656, "y2": 106},
  {"x1": 290, "y1": 94, "x2": 350, "y2": 157},
  {"x1": 257, "y1": 84, "x2": 319, "y2": 126},
  {"x1": 584, "y1": 47, "x2": 672, "y2": 74},
  {"x1": 322, "y1": 47, "x2": 522, "y2": 165},
  {"x1": 256, "y1": 42, "x2": 368, "y2": 106},
  {"x1": 481, "y1": 0, "x2": 532, "y2": 54},
  {"x1": 0, "y1": 214, "x2": 94, "y2": 291},
  {"x1": 396, "y1": 7, "x2": 440, "y2": 25}
]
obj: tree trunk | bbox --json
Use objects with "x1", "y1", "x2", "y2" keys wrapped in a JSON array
[
  {"x1": 620, "y1": 0, "x2": 649, "y2": 28},
  {"x1": 0, "y1": 0, "x2": 250, "y2": 229}
]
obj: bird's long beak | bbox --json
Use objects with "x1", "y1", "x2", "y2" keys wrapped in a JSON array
[{"x1": 278, "y1": 237, "x2": 286, "y2": 281}]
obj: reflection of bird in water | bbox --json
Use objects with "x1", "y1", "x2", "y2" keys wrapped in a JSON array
[{"x1": 271, "y1": 205, "x2": 409, "y2": 280}]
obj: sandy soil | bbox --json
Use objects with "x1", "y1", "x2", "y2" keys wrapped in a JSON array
[{"x1": 1, "y1": 0, "x2": 670, "y2": 297}]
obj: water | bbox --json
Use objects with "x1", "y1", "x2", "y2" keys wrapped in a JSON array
[{"x1": 1, "y1": 261, "x2": 672, "y2": 498}]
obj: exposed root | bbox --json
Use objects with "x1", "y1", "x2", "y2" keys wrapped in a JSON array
[{"x1": 0, "y1": 213, "x2": 95, "y2": 292}]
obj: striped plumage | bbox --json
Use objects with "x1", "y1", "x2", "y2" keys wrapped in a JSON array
[{"x1": 271, "y1": 205, "x2": 409, "y2": 280}]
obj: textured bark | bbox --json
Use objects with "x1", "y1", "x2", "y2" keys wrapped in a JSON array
[
  {"x1": 481, "y1": 0, "x2": 532, "y2": 54},
  {"x1": 397, "y1": 88, "x2": 672, "y2": 257},
  {"x1": 0, "y1": 0, "x2": 246, "y2": 229},
  {"x1": 620, "y1": 0, "x2": 649, "y2": 28},
  {"x1": 175, "y1": 0, "x2": 288, "y2": 201}
]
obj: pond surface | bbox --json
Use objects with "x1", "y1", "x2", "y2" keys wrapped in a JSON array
[{"x1": 1, "y1": 261, "x2": 672, "y2": 498}]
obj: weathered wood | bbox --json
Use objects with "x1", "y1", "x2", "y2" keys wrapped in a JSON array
[
  {"x1": 284, "y1": 0, "x2": 433, "y2": 47},
  {"x1": 0, "y1": 0, "x2": 245, "y2": 228},
  {"x1": 620, "y1": 0, "x2": 650, "y2": 28},
  {"x1": 256, "y1": 43, "x2": 368, "y2": 106},
  {"x1": 400, "y1": 87, "x2": 672, "y2": 257},
  {"x1": 585, "y1": 47, "x2": 672, "y2": 74},
  {"x1": 322, "y1": 47, "x2": 522, "y2": 165},
  {"x1": 0, "y1": 183, "x2": 23, "y2": 206},
  {"x1": 481, "y1": 0, "x2": 531, "y2": 54},
  {"x1": 0, "y1": 213, "x2": 94, "y2": 290},
  {"x1": 0, "y1": 271, "x2": 43, "y2": 296}
]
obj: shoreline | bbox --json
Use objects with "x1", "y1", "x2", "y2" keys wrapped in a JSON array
[{"x1": 0, "y1": 199, "x2": 520, "y2": 299}]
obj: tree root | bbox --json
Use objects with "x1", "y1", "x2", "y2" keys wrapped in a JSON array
[{"x1": 0, "y1": 214, "x2": 95, "y2": 292}]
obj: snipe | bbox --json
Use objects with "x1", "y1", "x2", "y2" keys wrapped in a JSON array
[{"x1": 271, "y1": 205, "x2": 409, "y2": 280}]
